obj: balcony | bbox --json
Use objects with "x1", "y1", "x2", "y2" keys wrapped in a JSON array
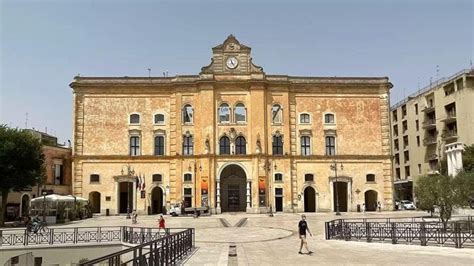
[
  {"x1": 422, "y1": 119, "x2": 436, "y2": 129},
  {"x1": 422, "y1": 105, "x2": 435, "y2": 113},
  {"x1": 423, "y1": 137, "x2": 437, "y2": 146},
  {"x1": 441, "y1": 111, "x2": 456, "y2": 123},
  {"x1": 442, "y1": 129, "x2": 458, "y2": 141}
]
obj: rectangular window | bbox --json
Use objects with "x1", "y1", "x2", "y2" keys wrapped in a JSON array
[
  {"x1": 404, "y1": 151, "x2": 410, "y2": 163},
  {"x1": 395, "y1": 168, "x2": 401, "y2": 179},
  {"x1": 304, "y1": 174, "x2": 314, "y2": 182},
  {"x1": 325, "y1": 136, "x2": 336, "y2": 156},
  {"x1": 90, "y1": 174, "x2": 100, "y2": 183},
  {"x1": 405, "y1": 166, "x2": 411, "y2": 178},
  {"x1": 402, "y1": 121, "x2": 408, "y2": 133},
  {"x1": 414, "y1": 104, "x2": 418, "y2": 115},
  {"x1": 275, "y1": 188, "x2": 283, "y2": 196},
  {"x1": 184, "y1": 188, "x2": 192, "y2": 195},
  {"x1": 130, "y1": 136, "x2": 140, "y2": 156},
  {"x1": 154, "y1": 136, "x2": 165, "y2": 156},
  {"x1": 300, "y1": 114, "x2": 310, "y2": 124},
  {"x1": 54, "y1": 164, "x2": 64, "y2": 185},
  {"x1": 392, "y1": 110, "x2": 398, "y2": 122},
  {"x1": 415, "y1": 120, "x2": 419, "y2": 131},
  {"x1": 183, "y1": 135, "x2": 193, "y2": 155},
  {"x1": 402, "y1": 105, "x2": 407, "y2": 118},
  {"x1": 416, "y1": 136, "x2": 420, "y2": 147},
  {"x1": 272, "y1": 135, "x2": 283, "y2": 155},
  {"x1": 152, "y1": 174, "x2": 162, "y2": 182},
  {"x1": 301, "y1": 136, "x2": 311, "y2": 156},
  {"x1": 394, "y1": 139, "x2": 399, "y2": 151},
  {"x1": 403, "y1": 136, "x2": 409, "y2": 148},
  {"x1": 393, "y1": 125, "x2": 399, "y2": 137},
  {"x1": 418, "y1": 164, "x2": 422, "y2": 174},
  {"x1": 184, "y1": 173, "x2": 192, "y2": 182},
  {"x1": 274, "y1": 173, "x2": 283, "y2": 182}
]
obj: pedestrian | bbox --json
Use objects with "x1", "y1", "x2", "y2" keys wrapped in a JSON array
[
  {"x1": 131, "y1": 210, "x2": 137, "y2": 224},
  {"x1": 377, "y1": 201, "x2": 381, "y2": 212},
  {"x1": 298, "y1": 214, "x2": 313, "y2": 255},
  {"x1": 158, "y1": 214, "x2": 166, "y2": 236},
  {"x1": 362, "y1": 203, "x2": 366, "y2": 214}
]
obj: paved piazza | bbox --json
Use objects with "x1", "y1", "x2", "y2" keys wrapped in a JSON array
[{"x1": 54, "y1": 211, "x2": 474, "y2": 265}]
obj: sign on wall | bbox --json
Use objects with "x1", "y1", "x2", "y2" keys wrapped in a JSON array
[{"x1": 201, "y1": 176, "x2": 209, "y2": 207}]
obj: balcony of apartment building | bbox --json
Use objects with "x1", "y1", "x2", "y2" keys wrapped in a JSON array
[
  {"x1": 421, "y1": 97, "x2": 435, "y2": 113},
  {"x1": 442, "y1": 123, "x2": 458, "y2": 142},
  {"x1": 422, "y1": 117, "x2": 436, "y2": 130},
  {"x1": 423, "y1": 129, "x2": 437, "y2": 146},
  {"x1": 402, "y1": 121, "x2": 408, "y2": 135},
  {"x1": 441, "y1": 103, "x2": 456, "y2": 124},
  {"x1": 394, "y1": 153, "x2": 400, "y2": 167},
  {"x1": 393, "y1": 125, "x2": 399, "y2": 138},
  {"x1": 402, "y1": 136, "x2": 409, "y2": 150},
  {"x1": 403, "y1": 151, "x2": 410, "y2": 165},
  {"x1": 392, "y1": 110, "x2": 398, "y2": 123},
  {"x1": 393, "y1": 139, "x2": 400, "y2": 152},
  {"x1": 427, "y1": 157, "x2": 440, "y2": 175}
]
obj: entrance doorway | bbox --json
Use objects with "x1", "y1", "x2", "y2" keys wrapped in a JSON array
[
  {"x1": 151, "y1": 187, "x2": 164, "y2": 214},
  {"x1": 219, "y1": 164, "x2": 247, "y2": 212},
  {"x1": 21, "y1": 194, "x2": 30, "y2": 217},
  {"x1": 119, "y1": 182, "x2": 133, "y2": 214},
  {"x1": 333, "y1": 182, "x2": 348, "y2": 212},
  {"x1": 365, "y1": 190, "x2": 378, "y2": 211},
  {"x1": 304, "y1": 187, "x2": 316, "y2": 212},
  {"x1": 89, "y1": 191, "x2": 101, "y2": 213}
]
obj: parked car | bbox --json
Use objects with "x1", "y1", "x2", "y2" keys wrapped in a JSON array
[
  {"x1": 168, "y1": 204, "x2": 182, "y2": 216},
  {"x1": 399, "y1": 200, "x2": 416, "y2": 210}
]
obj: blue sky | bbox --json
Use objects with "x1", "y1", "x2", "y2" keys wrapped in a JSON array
[{"x1": 1, "y1": 0, "x2": 473, "y2": 143}]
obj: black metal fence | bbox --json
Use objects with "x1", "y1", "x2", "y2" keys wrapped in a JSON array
[
  {"x1": 325, "y1": 216, "x2": 474, "y2": 248},
  {"x1": 79, "y1": 228, "x2": 195, "y2": 265},
  {"x1": 0, "y1": 226, "x2": 180, "y2": 247}
]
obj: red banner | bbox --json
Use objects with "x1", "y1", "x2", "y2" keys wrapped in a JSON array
[
  {"x1": 259, "y1": 176, "x2": 266, "y2": 194},
  {"x1": 201, "y1": 176, "x2": 208, "y2": 194}
]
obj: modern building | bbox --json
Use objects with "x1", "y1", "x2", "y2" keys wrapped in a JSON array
[
  {"x1": 1, "y1": 129, "x2": 72, "y2": 221},
  {"x1": 390, "y1": 68, "x2": 474, "y2": 201},
  {"x1": 70, "y1": 35, "x2": 393, "y2": 215}
]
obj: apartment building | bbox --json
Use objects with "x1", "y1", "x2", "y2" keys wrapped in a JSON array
[{"x1": 391, "y1": 68, "x2": 474, "y2": 201}]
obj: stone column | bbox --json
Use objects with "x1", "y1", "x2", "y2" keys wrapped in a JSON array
[
  {"x1": 132, "y1": 180, "x2": 137, "y2": 210},
  {"x1": 216, "y1": 180, "x2": 221, "y2": 213},
  {"x1": 246, "y1": 181, "x2": 251, "y2": 211},
  {"x1": 329, "y1": 180, "x2": 334, "y2": 212},
  {"x1": 115, "y1": 181, "x2": 119, "y2": 215},
  {"x1": 348, "y1": 181, "x2": 352, "y2": 212},
  {"x1": 455, "y1": 145, "x2": 463, "y2": 175}
]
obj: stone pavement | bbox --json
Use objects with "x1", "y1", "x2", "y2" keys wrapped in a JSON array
[{"x1": 35, "y1": 211, "x2": 474, "y2": 265}]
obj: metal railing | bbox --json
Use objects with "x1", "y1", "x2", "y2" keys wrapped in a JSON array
[
  {"x1": 0, "y1": 226, "x2": 184, "y2": 247},
  {"x1": 325, "y1": 216, "x2": 473, "y2": 248},
  {"x1": 79, "y1": 228, "x2": 195, "y2": 265}
]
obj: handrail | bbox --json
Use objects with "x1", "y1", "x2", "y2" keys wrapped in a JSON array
[{"x1": 80, "y1": 228, "x2": 195, "y2": 265}]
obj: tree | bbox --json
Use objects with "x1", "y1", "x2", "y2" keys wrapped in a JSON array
[
  {"x1": 415, "y1": 172, "x2": 474, "y2": 229},
  {"x1": 463, "y1": 144, "x2": 474, "y2": 172},
  {"x1": 0, "y1": 125, "x2": 44, "y2": 226}
]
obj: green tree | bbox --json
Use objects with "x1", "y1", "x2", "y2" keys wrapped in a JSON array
[
  {"x1": 415, "y1": 172, "x2": 474, "y2": 229},
  {"x1": 0, "y1": 125, "x2": 44, "y2": 226},
  {"x1": 463, "y1": 144, "x2": 474, "y2": 172}
]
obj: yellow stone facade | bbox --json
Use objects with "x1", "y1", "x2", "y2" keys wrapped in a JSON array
[{"x1": 70, "y1": 35, "x2": 393, "y2": 215}]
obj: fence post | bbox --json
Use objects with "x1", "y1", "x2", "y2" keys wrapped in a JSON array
[
  {"x1": 339, "y1": 220, "x2": 344, "y2": 239},
  {"x1": 74, "y1": 228, "x2": 78, "y2": 244},
  {"x1": 391, "y1": 222, "x2": 397, "y2": 245},
  {"x1": 366, "y1": 222, "x2": 371, "y2": 242},
  {"x1": 49, "y1": 228, "x2": 54, "y2": 245},
  {"x1": 420, "y1": 221, "x2": 426, "y2": 246},
  {"x1": 455, "y1": 222, "x2": 461, "y2": 248}
]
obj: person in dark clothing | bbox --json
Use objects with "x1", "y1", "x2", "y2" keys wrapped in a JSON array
[{"x1": 298, "y1": 214, "x2": 313, "y2": 254}]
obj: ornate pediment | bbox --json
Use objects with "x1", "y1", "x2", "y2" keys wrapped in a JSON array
[{"x1": 200, "y1": 35, "x2": 264, "y2": 75}]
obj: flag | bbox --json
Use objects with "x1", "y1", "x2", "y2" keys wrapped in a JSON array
[
  {"x1": 136, "y1": 175, "x2": 140, "y2": 189},
  {"x1": 141, "y1": 174, "x2": 145, "y2": 191}
]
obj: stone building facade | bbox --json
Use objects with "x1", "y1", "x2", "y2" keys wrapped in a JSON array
[{"x1": 70, "y1": 35, "x2": 393, "y2": 215}]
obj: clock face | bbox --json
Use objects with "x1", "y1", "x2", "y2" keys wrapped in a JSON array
[{"x1": 226, "y1": 56, "x2": 239, "y2": 69}]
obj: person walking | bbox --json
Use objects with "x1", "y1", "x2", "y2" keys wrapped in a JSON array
[
  {"x1": 298, "y1": 214, "x2": 313, "y2": 255},
  {"x1": 377, "y1": 201, "x2": 382, "y2": 212},
  {"x1": 158, "y1": 214, "x2": 166, "y2": 236},
  {"x1": 131, "y1": 210, "x2": 138, "y2": 224},
  {"x1": 362, "y1": 203, "x2": 366, "y2": 214}
]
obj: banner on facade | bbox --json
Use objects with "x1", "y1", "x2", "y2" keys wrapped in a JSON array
[
  {"x1": 201, "y1": 176, "x2": 209, "y2": 207},
  {"x1": 259, "y1": 176, "x2": 266, "y2": 195}
]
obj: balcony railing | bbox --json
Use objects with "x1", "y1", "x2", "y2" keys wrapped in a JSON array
[
  {"x1": 442, "y1": 111, "x2": 457, "y2": 123},
  {"x1": 422, "y1": 119, "x2": 436, "y2": 129},
  {"x1": 442, "y1": 130, "x2": 458, "y2": 140},
  {"x1": 423, "y1": 137, "x2": 437, "y2": 146}
]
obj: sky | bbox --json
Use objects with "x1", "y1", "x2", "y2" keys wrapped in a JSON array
[{"x1": 1, "y1": 0, "x2": 473, "y2": 144}]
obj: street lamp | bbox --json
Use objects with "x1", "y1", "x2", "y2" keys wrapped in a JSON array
[
  {"x1": 330, "y1": 161, "x2": 344, "y2": 216},
  {"x1": 121, "y1": 165, "x2": 135, "y2": 219}
]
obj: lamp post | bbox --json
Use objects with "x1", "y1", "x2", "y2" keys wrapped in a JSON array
[
  {"x1": 330, "y1": 161, "x2": 344, "y2": 216},
  {"x1": 121, "y1": 165, "x2": 135, "y2": 219}
]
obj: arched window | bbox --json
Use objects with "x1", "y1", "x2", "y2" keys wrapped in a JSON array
[
  {"x1": 272, "y1": 104, "x2": 283, "y2": 124},
  {"x1": 366, "y1": 174, "x2": 375, "y2": 182},
  {"x1": 219, "y1": 103, "x2": 230, "y2": 123},
  {"x1": 235, "y1": 136, "x2": 246, "y2": 155},
  {"x1": 182, "y1": 104, "x2": 193, "y2": 124},
  {"x1": 272, "y1": 135, "x2": 283, "y2": 155},
  {"x1": 154, "y1": 114, "x2": 165, "y2": 124},
  {"x1": 301, "y1": 136, "x2": 311, "y2": 156},
  {"x1": 154, "y1": 136, "x2": 165, "y2": 155},
  {"x1": 324, "y1": 113, "x2": 335, "y2": 124},
  {"x1": 219, "y1": 136, "x2": 230, "y2": 155},
  {"x1": 130, "y1": 114, "x2": 140, "y2": 124},
  {"x1": 234, "y1": 103, "x2": 246, "y2": 123},
  {"x1": 300, "y1": 113, "x2": 310, "y2": 124}
]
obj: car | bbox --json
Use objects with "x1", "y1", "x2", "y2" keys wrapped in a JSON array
[
  {"x1": 399, "y1": 200, "x2": 416, "y2": 210},
  {"x1": 168, "y1": 204, "x2": 182, "y2": 216}
]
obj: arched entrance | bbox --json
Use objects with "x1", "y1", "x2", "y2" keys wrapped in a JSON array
[
  {"x1": 219, "y1": 164, "x2": 247, "y2": 212},
  {"x1": 304, "y1": 187, "x2": 316, "y2": 212},
  {"x1": 333, "y1": 182, "x2": 348, "y2": 212},
  {"x1": 365, "y1": 190, "x2": 378, "y2": 211},
  {"x1": 89, "y1": 191, "x2": 101, "y2": 213},
  {"x1": 151, "y1": 187, "x2": 164, "y2": 214},
  {"x1": 21, "y1": 194, "x2": 30, "y2": 217}
]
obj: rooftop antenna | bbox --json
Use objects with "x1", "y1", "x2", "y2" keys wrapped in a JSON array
[
  {"x1": 147, "y1": 68, "x2": 151, "y2": 78},
  {"x1": 436, "y1": 65, "x2": 440, "y2": 86},
  {"x1": 417, "y1": 77, "x2": 420, "y2": 92},
  {"x1": 25, "y1": 112, "x2": 28, "y2": 129}
]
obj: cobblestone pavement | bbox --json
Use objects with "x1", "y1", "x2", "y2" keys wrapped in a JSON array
[{"x1": 48, "y1": 211, "x2": 474, "y2": 265}]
